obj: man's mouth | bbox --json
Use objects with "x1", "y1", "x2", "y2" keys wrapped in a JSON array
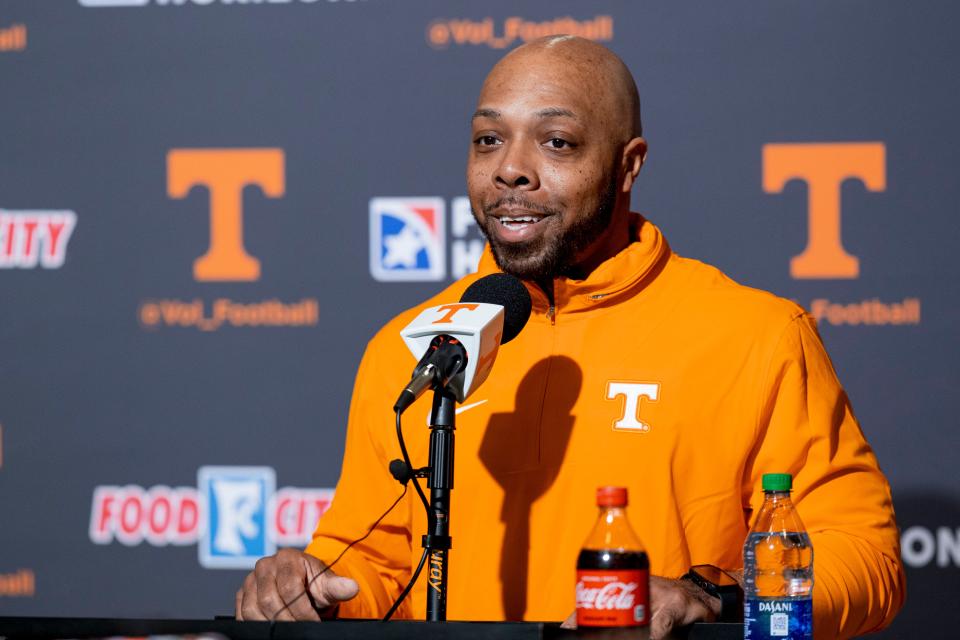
[
  {"x1": 482, "y1": 199, "x2": 558, "y2": 242},
  {"x1": 495, "y1": 214, "x2": 546, "y2": 230}
]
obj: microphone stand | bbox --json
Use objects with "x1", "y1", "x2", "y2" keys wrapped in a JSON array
[{"x1": 423, "y1": 386, "x2": 456, "y2": 621}]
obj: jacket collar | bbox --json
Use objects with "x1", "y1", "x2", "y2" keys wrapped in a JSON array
[{"x1": 476, "y1": 213, "x2": 671, "y2": 316}]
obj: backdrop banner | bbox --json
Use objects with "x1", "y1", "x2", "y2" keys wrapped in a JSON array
[{"x1": 0, "y1": 2, "x2": 956, "y2": 637}]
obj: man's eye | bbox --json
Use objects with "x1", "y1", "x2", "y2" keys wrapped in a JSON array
[
  {"x1": 475, "y1": 135, "x2": 501, "y2": 146},
  {"x1": 546, "y1": 138, "x2": 574, "y2": 149}
]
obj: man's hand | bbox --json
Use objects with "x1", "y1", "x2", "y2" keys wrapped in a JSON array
[
  {"x1": 235, "y1": 548, "x2": 360, "y2": 621},
  {"x1": 560, "y1": 575, "x2": 720, "y2": 639},
  {"x1": 649, "y1": 575, "x2": 720, "y2": 639}
]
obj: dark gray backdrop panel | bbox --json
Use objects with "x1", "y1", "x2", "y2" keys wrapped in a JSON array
[{"x1": 0, "y1": 1, "x2": 956, "y2": 636}]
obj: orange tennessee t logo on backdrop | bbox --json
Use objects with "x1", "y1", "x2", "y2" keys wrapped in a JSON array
[
  {"x1": 167, "y1": 148, "x2": 285, "y2": 282},
  {"x1": 763, "y1": 142, "x2": 885, "y2": 279},
  {"x1": 432, "y1": 303, "x2": 480, "y2": 324}
]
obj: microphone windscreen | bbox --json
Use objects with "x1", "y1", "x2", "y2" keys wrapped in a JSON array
[
  {"x1": 389, "y1": 459, "x2": 410, "y2": 484},
  {"x1": 460, "y1": 273, "x2": 532, "y2": 344}
]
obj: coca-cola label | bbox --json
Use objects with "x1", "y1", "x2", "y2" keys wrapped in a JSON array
[{"x1": 576, "y1": 568, "x2": 649, "y2": 627}]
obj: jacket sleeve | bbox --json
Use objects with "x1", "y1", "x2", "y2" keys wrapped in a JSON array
[
  {"x1": 304, "y1": 339, "x2": 415, "y2": 619},
  {"x1": 744, "y1": 312, "x2": 905, "y2": 638}
]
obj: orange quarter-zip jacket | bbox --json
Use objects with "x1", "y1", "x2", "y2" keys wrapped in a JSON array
[{"x1": 306, "y1": 215, "x2": 904, "y2": 638}]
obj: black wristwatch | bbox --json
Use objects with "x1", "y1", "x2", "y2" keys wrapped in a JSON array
[{"x1": 681, "y1": 564, "x2": 744, "y2": 623}]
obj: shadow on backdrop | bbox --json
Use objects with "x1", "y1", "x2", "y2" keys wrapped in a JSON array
[{"x1": 478, "y1": 355, "x2": 582, "y2": 621}]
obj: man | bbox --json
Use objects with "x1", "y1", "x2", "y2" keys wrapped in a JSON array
[{"x1": 236, "y1": 36, "x2": 904, "y2": 638}]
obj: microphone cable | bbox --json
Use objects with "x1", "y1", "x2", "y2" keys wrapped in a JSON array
[
  {"x1": 395, "y1": 408, "x2": 430, "y2": 514},
  {"x1": 382, "y1": 408, "x2": 432, "y2": 620},
  {"x1": 382, "y1": 548, "x2": 429, "y2": 621}
]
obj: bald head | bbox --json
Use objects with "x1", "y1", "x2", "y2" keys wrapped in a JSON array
[{"x1": 484, "y1": 36, "x2": 642, "y2": 140}]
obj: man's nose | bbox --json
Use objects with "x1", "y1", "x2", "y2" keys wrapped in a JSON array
[{"x1": 494, "y1": 142, "x2": 540, "y2": 190}]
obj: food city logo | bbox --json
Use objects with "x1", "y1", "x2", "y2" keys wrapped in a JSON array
[
  {"x1": 369, "y1": 196, "x2": 485, "y2": 282},
  {"x1": 0, "y1": 23, "x2": 27, "y2": 52},
  {"x1": 0, "y1": 209, "x2": 76, "y2": 269},
  {"x1": 89, "y1": 466, "x2": 334, "y2": 569},
  {"x1": 79, "y1": 0, "x2": 364, "y2": 7},
  {"x1": 426, "y1": 15, "x2": 613, "y2": 50},
  {"x1": 764, "y1": 142, "x2": 921, "y2": 328},
  {"x1": 138, "y1": 148, "x2": 318, "y2": 331}
]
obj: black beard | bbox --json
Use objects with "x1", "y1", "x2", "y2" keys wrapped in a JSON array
[{"x1": 473, "y1": 177, "x2": 619, "y2": 282}]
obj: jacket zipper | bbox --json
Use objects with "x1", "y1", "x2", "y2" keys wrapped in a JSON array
[{"x1": 545, "y1": 281, "x2": 557, "y2": 326}]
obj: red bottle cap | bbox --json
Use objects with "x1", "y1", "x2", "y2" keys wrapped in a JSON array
[{"x1": 596, "y1": 486, "x2": 628, "y2": 507}]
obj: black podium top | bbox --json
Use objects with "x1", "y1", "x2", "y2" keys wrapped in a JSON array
[{"x1": 0, "y1": 617, "x2": 742, "y2": 640}]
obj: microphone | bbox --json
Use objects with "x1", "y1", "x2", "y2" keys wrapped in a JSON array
[
  {"x1": 393, "y1": 273, "x2": 532, "y2": 413},
  {"x1": 389, "y1": 459, "x2": 412, "y2": 484}
]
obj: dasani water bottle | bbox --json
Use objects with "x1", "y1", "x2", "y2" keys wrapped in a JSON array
[{"x1": 743, "y1": 473, "x2": 813, "y2": 639}]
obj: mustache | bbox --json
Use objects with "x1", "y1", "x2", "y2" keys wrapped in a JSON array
[{"x1": 482, "y1": 196, "x2": 561, "y2": 217}]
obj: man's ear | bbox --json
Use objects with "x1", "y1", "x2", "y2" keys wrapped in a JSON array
[{"x1": 620, "y1": 137, "x2": 647, "y2": 193}]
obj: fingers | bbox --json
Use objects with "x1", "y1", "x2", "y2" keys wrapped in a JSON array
[
  {"x1": 235, "y1": 586, "x2": 244, "y2": 621},
  {"x1": 307, "y1": 566, "x2": 359, "y2": 611},
  {"x1": 276, "y1": 553, "x2": 326, "y2": 620},
  {"x1": 650, "y1": 598, "x2": 686, "y2": 640},
  {"x1": 559, "y1": 610, "x2": 577, "y2": 630},
  {"x1": 238, "y1": 569, "x2": 266, "y2": 621},
  {"x1": 649, "y1": 576, "x2": 714, "y2": 640},
  {"x1": 255, "y1": 555, "x2": 298, "y2": 621},
  {"x1": 275, "y1": 554, "x2": 322, "y2": 621},
  {"x1": 236, "y1": 550, "x2": 336, "y2": 622}
]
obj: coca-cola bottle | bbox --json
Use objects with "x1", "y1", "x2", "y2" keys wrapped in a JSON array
[{"x1": 576, "y1": 486, "x2": 650, "y2": 628}]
